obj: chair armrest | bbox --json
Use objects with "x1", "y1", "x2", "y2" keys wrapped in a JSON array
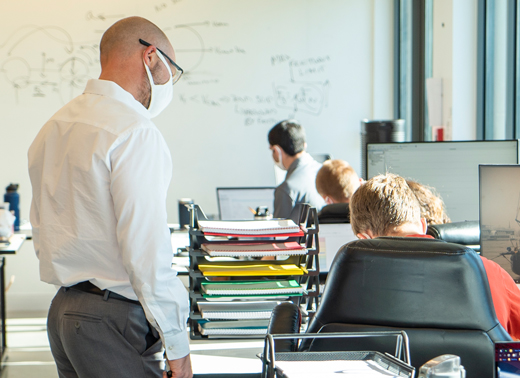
[{"x1": 267, "y1": 302, "x2": 301, "y2": 352}]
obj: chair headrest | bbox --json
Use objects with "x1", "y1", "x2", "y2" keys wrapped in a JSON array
[
  {"x1": 311, "y1": 237, "x2": 500, "y2": 333},
  {"x1": 426, "y1": 221, "x2": 480, "y2": 246}
]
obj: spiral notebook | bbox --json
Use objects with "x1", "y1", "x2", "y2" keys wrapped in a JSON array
[
  {"x1": 198, "y1": 319, "x2": 269, "y2": 336},
  {"x1": 201, "y1": 280, "x2": 304, "y2": 295},
  {"x1": 202, "y1": 293, "x2": 295, "y2": 302},
  {"x1": 197, "y1": 219, "x2": 302, "y2": 236},
  {"x1": 197, "y1": 300, "x2": 281, "y2": 319}
]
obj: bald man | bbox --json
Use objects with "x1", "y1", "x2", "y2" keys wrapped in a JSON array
[{"x1": 28, "y1": 17, "x2": 192, "y2": 378}]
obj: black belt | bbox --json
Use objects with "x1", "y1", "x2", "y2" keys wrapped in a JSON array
[{"x1": 69, "y1": 281, "x2": 140, "y2": 306}]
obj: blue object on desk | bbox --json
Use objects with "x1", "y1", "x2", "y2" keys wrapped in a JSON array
[{"x1": 4, "y1": 184, "x2": 20, "y2": 232}]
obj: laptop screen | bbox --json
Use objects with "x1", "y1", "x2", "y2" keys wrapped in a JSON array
[
  {"x1": 217, "y1": 187, "x2": 276, "y2": 221},
  {"x1": 479, "y1": 165, "x2": 520, "y2": 283},
  {"x1": 496, "y1": 341, "x2": 520, "y2": 377},
  {"x1": 317, "y1": 223, "x2": 357, "y2": 273}
]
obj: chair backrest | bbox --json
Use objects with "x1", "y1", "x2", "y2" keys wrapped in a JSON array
[{"x1": 305, "y1": 237, "x2": 511, "y2": 378}]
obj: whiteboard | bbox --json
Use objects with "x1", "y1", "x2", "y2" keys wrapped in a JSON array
[{"x1": 0, "y1": 0, "x2": 393, "y2": 223}]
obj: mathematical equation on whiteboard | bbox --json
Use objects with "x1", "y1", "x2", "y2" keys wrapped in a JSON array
[
  {"x1": 0, "y1": 21, "x2": 330, "y2": 126},
  {"x1": 179, "y1": 51, "x2": 331, "y2": 126}
]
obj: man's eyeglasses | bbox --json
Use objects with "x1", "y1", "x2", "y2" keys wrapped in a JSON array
[{"x1": 139, "y1": 39, "x2": 183, "y2": 85}]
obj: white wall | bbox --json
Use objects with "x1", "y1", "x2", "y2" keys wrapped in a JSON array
[{"x1": 0, "y1": 1, "x2": 394, "y2": 313}]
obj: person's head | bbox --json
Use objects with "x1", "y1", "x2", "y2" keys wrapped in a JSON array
[
  {"x1": 315, "y1": 160, "x2": 361, "y2": 204},
  {"x1": 349, "y1": 173, "x2": 426, "y2": 239},
  {"x1": 99, "y1": 17, "x2": 182, "y2": 116},
  {"x1": 406, "y1": 180, "x2": 450, "y2": 225},
  {"x1": 268, "y1": 120, "x2": 307, "y2": 170}
]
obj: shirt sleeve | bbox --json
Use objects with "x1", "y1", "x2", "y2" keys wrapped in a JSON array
[
  {"x1": 273, "y1": 185, "x2": 294, "y2": 219},
  {"x1": 109, "y1": 126, "x2": 190, "y2": 360},
  {"x1": 496, "y1": 262, "x2": 520, "y2": 340},
  {"x1": 481, "y1": 256, "x2": 520, "y2": 340}
]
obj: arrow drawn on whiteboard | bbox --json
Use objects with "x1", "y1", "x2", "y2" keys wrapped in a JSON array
[
  {"x1": 85, "y1": 11, "x2": 125, "y2": 21},
  {"x1": 175, "y1": 21, "x2": 210, "y2": 28},
  {"x1": 0, "y1": 25, "x2": 73, "y2": 55}
]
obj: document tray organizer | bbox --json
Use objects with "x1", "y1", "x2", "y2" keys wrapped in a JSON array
[
  {"x1": 261, "y1": 331, "x2": 415, "y2": 378},
  {"x1": 187, "y1": 204, "x2": 320, "y2": 340}
]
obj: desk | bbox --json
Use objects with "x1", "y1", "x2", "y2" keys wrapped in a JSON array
[
  {"x1": 0, "y1": 234, "x2": 26, "y2": 254},
  {"x1": 0, "y1": 233, "x2": 26, "y2": 367},
  {"x1": 171, "y1": 230, "x2": 190, "y2": 274}
]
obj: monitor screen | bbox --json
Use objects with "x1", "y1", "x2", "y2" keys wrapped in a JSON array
[
  {"x1": 217, "y1": 187, "x2": 276, "y2": 221},
  {"x1": 366, "y1": 141, "x2": 519, "y2": 222},
  {"x1": 480, "y1": 165, "x2": 520, "y2": 283},
  {"x1": 317, "y1": 223, "x2": 357, "y2": 273},
  {"x1": 496, "y1": 341, "x2": 520, "y2": 377}
]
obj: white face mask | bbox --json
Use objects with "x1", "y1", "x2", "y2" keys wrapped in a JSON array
[
  {"x1": 143, "y1": 50, "x2": 173, "y2": 118},
  {"x1": 273, "y1": 146, "x2": 287, "y2": 171}
]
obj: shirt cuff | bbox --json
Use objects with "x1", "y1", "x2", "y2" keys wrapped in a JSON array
[{"x1": 163, "y1": 328, "x2": 191, "y2": 360}]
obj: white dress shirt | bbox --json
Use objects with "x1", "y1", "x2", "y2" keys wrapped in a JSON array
[{"x1": 28, "y1": 79, "x2": 189, "y2": 360}]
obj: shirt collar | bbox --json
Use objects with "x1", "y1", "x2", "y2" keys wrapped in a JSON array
[
  {"x1": 406, "y1": 234, "x2": 434, "y2": 239},
  {"x1": 83, "y1": 79, "x2": 151, "y2": 120},
  {"x1": 287, "y1": 152, "x2": 312, "y2": 174}
]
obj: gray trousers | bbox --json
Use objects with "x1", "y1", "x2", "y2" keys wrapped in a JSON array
[{"x1": 47, "y1": 287, "x2": 165, "y2": 378}]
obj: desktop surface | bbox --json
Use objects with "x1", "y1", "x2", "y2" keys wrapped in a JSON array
[
  {"x1": 217, "y1": 187, "x2": 275, "y2": 221},
  {"x1": 367, "y1": 141, "x2": 519, "y2": 222}
]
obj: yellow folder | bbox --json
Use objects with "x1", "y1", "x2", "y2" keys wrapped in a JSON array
[{"x1": 199, "y1": 263, "x2": 307, "y2": 276}]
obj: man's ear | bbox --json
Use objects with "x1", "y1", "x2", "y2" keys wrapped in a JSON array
[
  {"x1": 274, "y1": 145, "x2": 283, "y2": 159},
  {"x1": 420, "y1": 217, "x2": 427, "y2": 234},
  {"x1": 324, "y1": 196, "x2": 334, "y2": 205},
  {"x1": 142, "y1": 45, "x2": 157, "y2": 68},
  {"x1": 357, "y1": 230, "x2": 375, "y2": 239}
]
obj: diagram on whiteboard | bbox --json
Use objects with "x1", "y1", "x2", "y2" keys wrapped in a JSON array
[
  {"x1": 0, "y1": 21, "x2": 331, "y2": 126},
  {"x1": 0, "y1": 25, "x2": 99, "y2": 104}
]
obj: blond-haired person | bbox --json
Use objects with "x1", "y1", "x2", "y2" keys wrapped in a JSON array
[
  {"x1": 315, "y1": 159, "x2": 361, "y2": 223},
  {"x1": 407, "y1": 180, "x2": 450, "y2": 225},
  {"x1": 349, "y1": 173, "x2": 520, "y2": 339}
]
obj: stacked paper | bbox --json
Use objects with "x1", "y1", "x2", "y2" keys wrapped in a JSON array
[
  {"x1": 198, "y1": 319, "x2": 269, "y2": 336},
  {"x1": 197, "y1": 301, "x2": 281, "y2": 320},
  {"x1": 201, "y1": 280, "x2": 304, "y2": 296},
  {"x1": 198, "y1": 219, "x2": 302, "y2": 237},
  {"x1": 201, "y1": 242, "x2": 307, "y2": 257}
]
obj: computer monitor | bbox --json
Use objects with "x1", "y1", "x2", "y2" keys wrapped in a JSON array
[
  {"x1": 366, "y1": 140, "x2": 519, "y2": 222},
  {"x1": 479, "y1": 165, "x2": 520, "y2": 283},
  {"x1": 217, "y1": 187, "x2": 276, "y2": 221}
]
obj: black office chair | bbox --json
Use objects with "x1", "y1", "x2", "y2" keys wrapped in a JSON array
[
  {"x1": 427, "y1": 220, "x2": 480, "y2": 248},
  {"x1": 268, "y1": 237, "x2": 511, "y2": 378}
]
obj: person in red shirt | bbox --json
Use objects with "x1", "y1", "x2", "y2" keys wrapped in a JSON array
[{"x1": 349, "y1": 173, "x2": 520, "y2": 340}]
